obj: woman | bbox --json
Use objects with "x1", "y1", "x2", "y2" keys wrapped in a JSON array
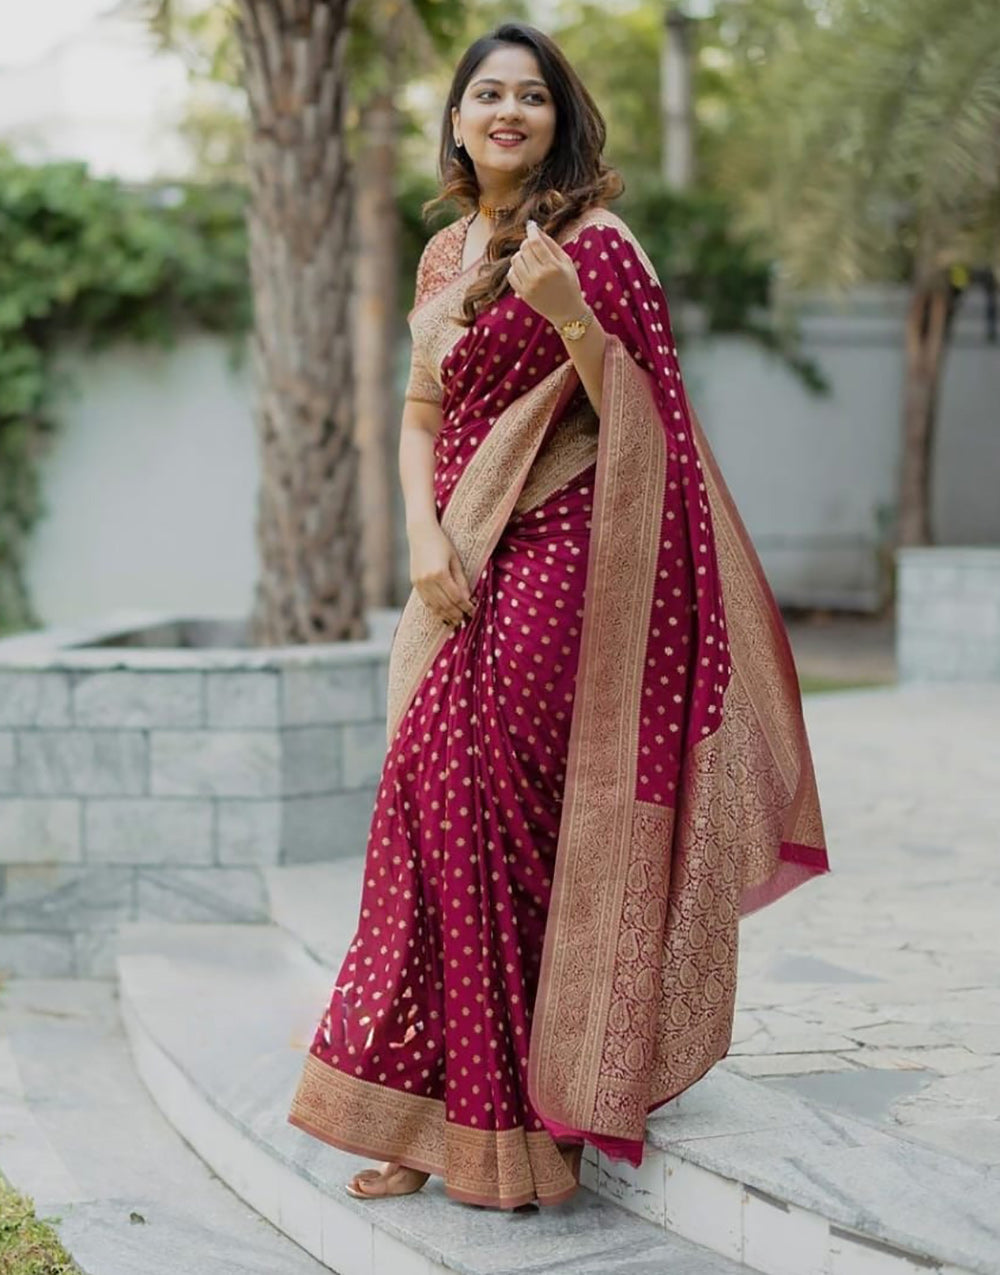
[{"x1": 287, "y1": 22, "x2": 830, "y2": 1211}]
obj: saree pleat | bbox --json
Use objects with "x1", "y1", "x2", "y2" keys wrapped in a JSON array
[{"x1": 287, "y1": 205, "x2": 830, "y2": 1204}]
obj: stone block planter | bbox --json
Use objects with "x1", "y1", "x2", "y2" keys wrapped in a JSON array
[
  {"x1": 0, "y1": 608, "x2": 398, "y2": 977},
  {"x1": 896, "y1": 548, "x2": 1000, "y2": 681}
]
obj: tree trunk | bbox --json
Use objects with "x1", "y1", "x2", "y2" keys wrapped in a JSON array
[
  {"x1": 237, "y1": 0, "x2": 365, "y2": 645},
  {"x1": 661, "y1": 6, "x2": 695, "y2": 190},
  {"x1": 897, "y1": 273, "x2": 952, "y2": 547},
  {"x1": 353, "y1": 84, "x2": 401, "y2": 609}
]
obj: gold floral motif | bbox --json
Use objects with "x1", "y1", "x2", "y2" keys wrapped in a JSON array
[
  {"x1": 405, "y1": 216, "x2": 474, "y2": 396},
  {"x1": 684, "y1": 395, "x2": 827, "y2": 869},
  {"x1": 645, "y1": 672, "x2": 757, "y2": 1107},
  {"x1": 405, "y1": 206, "x2": 646, "y2": 397},
  {"x1": 592, "y1": 800, "x2": 676, "y2": 1135},
  {"x1": 528, "y1": 336, "x2": 669, "y2": 1136}
]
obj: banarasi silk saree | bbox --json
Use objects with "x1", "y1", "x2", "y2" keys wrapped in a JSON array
[{"x1": 287, "y1": 205, "x2": 830, "y2": 1209}]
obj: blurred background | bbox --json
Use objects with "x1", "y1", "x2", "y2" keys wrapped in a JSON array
[{"x1": 1, "y1": 0, "x2": 997, "y2": 683}]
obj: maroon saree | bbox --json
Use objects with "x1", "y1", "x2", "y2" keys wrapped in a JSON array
[{"x1": 287, "y1": 205, "x2": 830, "y2": 1208}]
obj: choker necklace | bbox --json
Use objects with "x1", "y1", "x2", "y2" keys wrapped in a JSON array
[{"x1": 477, "y1": 200, "x2": 515, "y2": 220}]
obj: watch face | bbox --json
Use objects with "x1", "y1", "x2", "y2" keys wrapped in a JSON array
[{"x1": 563, "y1": 320, "x2": 587, "y2": 339}]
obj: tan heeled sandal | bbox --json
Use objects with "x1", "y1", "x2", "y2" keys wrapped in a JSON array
[{"x1": 344, "y1": 1161, "x2": 431, "y2": 1199}]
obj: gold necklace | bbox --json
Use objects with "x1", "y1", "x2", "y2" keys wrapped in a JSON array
[{"x1": 477, "y1": 199, "x2": 515, "y2": 220}]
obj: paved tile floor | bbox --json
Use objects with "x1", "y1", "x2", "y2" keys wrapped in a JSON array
[
  {"x1": 724, "y1": 681, "x2": 1000, "y2": 1170},
  {"x1": 0, "y1": 978, "x2": 330, "y2": 1275},
  {"x1": 784, "y1": 607, "x2": 896, "y2": 685}
]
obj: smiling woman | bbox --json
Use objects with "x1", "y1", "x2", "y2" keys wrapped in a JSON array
[
  {"x1": 456, "y1": 58, "x2": 557, "y2": 192},
  {"x1": 287, "y1": 18, "x2": 829, "y2": 1215}
]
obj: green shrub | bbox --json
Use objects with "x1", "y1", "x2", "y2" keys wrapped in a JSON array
[
  {"x1": 0, "y1": 1177, "x2": 78, "y2": 1274},
  {"x1": 0, "y1": 150, "x2": 250, "y2": 634}
]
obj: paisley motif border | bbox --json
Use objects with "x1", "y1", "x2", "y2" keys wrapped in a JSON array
[
  {"x1": 527, "y1": 336, "x2": 670, "y2": 1137},
  {"x1": 682, "y1": 391, "x2": 827, "y2": 859}
]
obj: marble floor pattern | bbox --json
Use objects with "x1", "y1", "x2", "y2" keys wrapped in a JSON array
[
  {"x1": 0, "y1": 977, "x2": 331, "y2": 1275},
  {"x1": 721, "y1": 682, "x2": 1000, "y2": 1170}
]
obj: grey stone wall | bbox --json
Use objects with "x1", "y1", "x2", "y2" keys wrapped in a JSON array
[
  {"x1": 896, "y1": 548, "x2": 1000, "y2": 681},
  {"x1": 0, "y1": 610, "x2": 398, "y2": 978}
]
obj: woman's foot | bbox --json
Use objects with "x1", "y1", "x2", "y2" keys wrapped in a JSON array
[{"x1": 344, "y1": 1160, "x2": 430, "y2": 1199}]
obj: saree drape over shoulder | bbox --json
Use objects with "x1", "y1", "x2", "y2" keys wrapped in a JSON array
[{"x1": 287, "y1": 206, "x2": 830, "y2": 1209}]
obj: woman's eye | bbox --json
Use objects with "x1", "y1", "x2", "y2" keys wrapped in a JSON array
[{"x1": 476, "y1": 91, "x2": 545, "y2": 103}]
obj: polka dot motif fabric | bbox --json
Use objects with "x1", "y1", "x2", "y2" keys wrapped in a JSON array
[
  {"x1": 314, "y1": 465, "x2": 595, "y2": 1115},
  {"x1": 289, "y1": 208, "x2": 829, "y2": 1207}
]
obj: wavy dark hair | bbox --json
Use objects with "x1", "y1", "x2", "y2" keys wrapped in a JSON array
[{"x1": 421, "y1": 22, "x2": 624, "y2": 328}]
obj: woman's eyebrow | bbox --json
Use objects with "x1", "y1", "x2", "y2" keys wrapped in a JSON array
[{"x1": 469, "y1": 77, "x2": 548, "y2": 89}]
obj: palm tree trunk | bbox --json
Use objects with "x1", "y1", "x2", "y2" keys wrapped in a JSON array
[
  {"x1": 353, "y1": 83, "x2": 401, "y2": 609},
  {"x1": 897, "y1": 273, "x2": 952, "y2": 547},
  {"x1": 236, "y1": 0, "x2": 365, "y2": 645}
]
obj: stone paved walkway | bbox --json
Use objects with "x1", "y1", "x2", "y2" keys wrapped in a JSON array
[
  {"x1": 723, "y1": 681, "x2": 1000, "y2": 1169},
  {"x1": 0, "y1": 978, "x2": 330, "y2": 1275},
  {"x1": 783, "y1": 608, "x2": 896, "y2": 685}
]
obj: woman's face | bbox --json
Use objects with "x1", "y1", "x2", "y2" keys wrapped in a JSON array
[{"x1": 451, "y1": 45, "x2": 557, "y2": 197}]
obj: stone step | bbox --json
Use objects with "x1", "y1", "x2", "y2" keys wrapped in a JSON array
[
  {"x1": 264, "y1": 860, "x2": 1000, "y2": 1275},
  {"x1": 0, "y1": 975, "x2": 328, "y2": 1275},
  {"x1": 115, "y1": 920, "x2": 752, "y2": 1275}
]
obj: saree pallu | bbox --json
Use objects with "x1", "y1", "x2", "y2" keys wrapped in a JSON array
[{"x1": 287, "y1": 206, "x2": 830, "y2": 1209}]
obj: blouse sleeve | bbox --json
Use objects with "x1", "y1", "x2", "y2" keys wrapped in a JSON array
[
  {"x1": 403, "y1": 342, "x2": 442, "y2": 405},
  {"x1": 404, "y1": 238, "x2": 444, "y2": 405}
]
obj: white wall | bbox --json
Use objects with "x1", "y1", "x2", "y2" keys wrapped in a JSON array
[
  {"x1": 27, "y1": 337, "x2": 258, "y2": 625},
  {"x1": 683, "y1": 285, "x2": 1000, "y2": 609},
  {"x1": 21, "y1": 290, "x2": 1000, "y2": 628}
]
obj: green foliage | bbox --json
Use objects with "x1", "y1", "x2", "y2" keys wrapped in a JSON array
[
  {"x1": 0, "y1": 1175, "x2": 77, "y2": 1274},
  {"x1": 620, "y1": 179, "x2": 828, "y2": 391},
  {"x1": 706, "y1": 0, "x2": 1000, "y2": 287},
  {"x1": 546, "y1": 1, "x2": 663, "y2": 180},
  {"x1": 0, "y1": 149, "x2": 249, "y2": 634},
  {"x1": 622, "y1": 180, "x2": 771, "y2": 329}
]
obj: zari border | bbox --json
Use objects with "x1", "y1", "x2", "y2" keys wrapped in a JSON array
[
  {"x1": 683, "y1": 393, "x2": 827, "y2": 860},
  {"x1": 385, "y1": 362, "x2": 579, "y2": 744},
  {"x1": 287, "y1": 1052, "x2": 578, "y2": 1209},
  {"x1": 527, "y1": 336, "x2": 670, "y2": 1137},
  {"x1": 513, "y1": 400, "x2": 599, "y2": 515},
  {"x1": 643, "y1": 671, "x2": 755, "y2": 1109}
]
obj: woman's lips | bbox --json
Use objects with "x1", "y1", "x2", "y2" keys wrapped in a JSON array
[{"x1": 490, "y1": 134, "x2": 526, "y2": 148}]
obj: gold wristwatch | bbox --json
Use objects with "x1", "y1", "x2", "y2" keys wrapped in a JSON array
[{"x1": 557, "y1": 307, "x2": 593, "y2": 341}]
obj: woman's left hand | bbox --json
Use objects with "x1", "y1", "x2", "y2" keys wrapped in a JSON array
[{"x1": 507, "y1": 220, "x2": 586, "y2": 328}]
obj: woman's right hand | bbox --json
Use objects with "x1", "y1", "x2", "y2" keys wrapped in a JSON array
[{"x1": 408, "y1": 520, "x2": 476, "y2": 628}]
